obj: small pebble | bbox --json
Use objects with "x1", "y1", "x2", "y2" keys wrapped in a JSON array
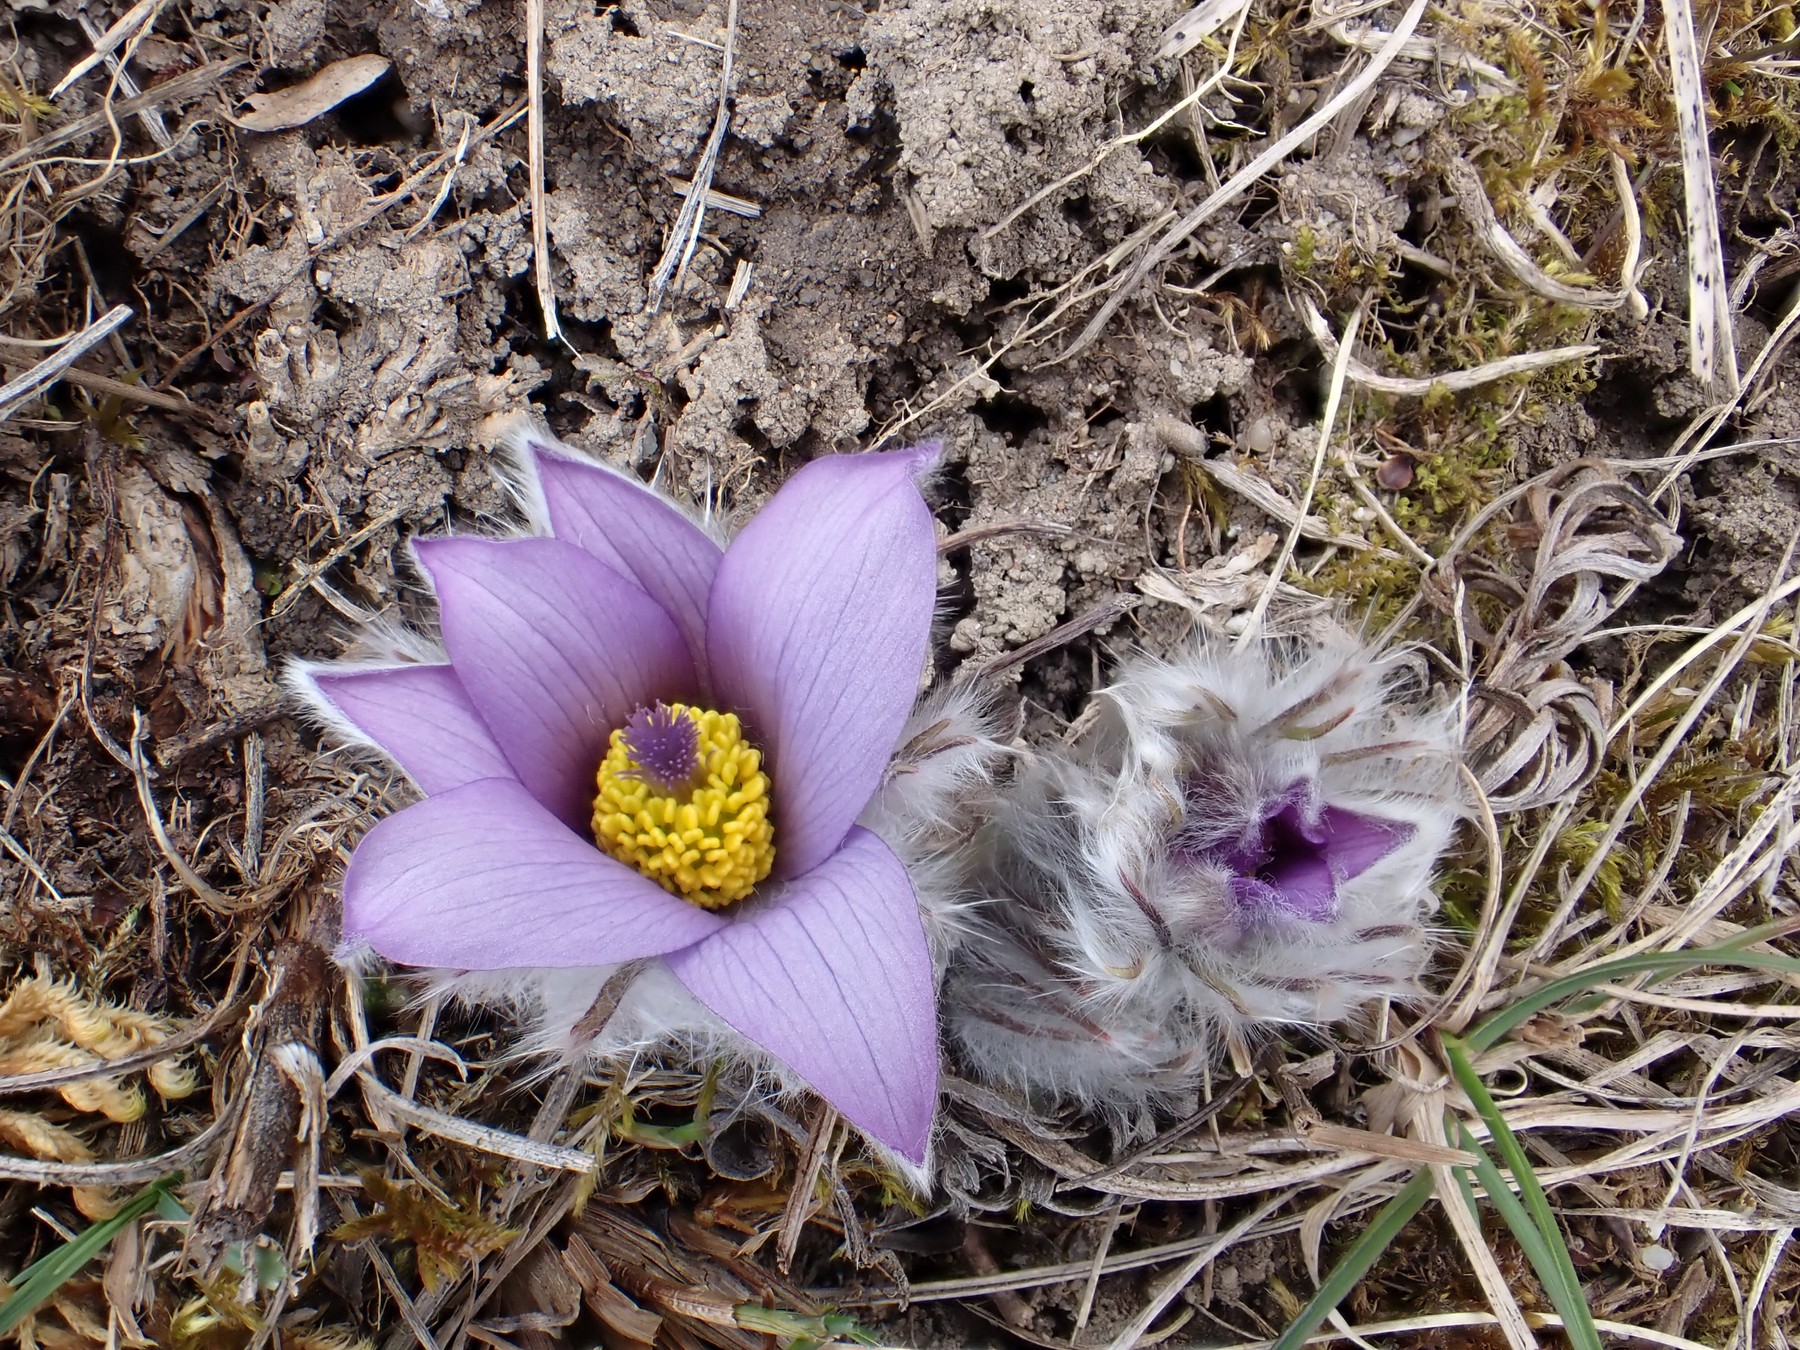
[{"x1": 1376, "y1": 453, "x2": 1415, "y2": 490}]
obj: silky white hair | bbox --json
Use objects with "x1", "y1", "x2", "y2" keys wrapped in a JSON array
[{"x1": 943, "y1": 623, "x2": 1465, "y2": 1112}]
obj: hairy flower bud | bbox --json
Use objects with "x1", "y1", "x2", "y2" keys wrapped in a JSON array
[{"x1": 944, "y1": 623, "x2": 1463, "y2": 1110}]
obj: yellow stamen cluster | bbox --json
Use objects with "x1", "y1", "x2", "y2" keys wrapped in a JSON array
[{"x1": 592, "y1": 704, "x2": 775, "y2": 909}]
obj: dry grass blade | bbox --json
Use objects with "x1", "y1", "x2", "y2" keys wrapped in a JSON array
[
  {"x1": 0, "y1": 1113, "x2": 230, "y2": 1186},
  {"x1": 1739, "y1": 1226, "x2": 1794, "y2": 1350},
  {"x1": 1294, "y1": 296, "x2": 1599, "y2": 395},
  {"x1": 1101, "y1": 1192, "x2": 1293, "y2": 1350},
  {"x1": 1431, "y1": 1150, "x2": 1538, "y2": 1349},
  {"x1": 526, "y1": 0, "x2": 560, "y2": 342},
  {"x1": 0, "y1": 305, "x2": 132, "y2": 420},
  {"x1": 1155, "y1": 0, "x2": 1253, "y2": 60},
  {"x1": 648, "y1": 0, "x2": 739, "y2": 309},
  {"x1": 976, "y1": 593, "x2": 1141, "y2": 677},
  {"x1": 49, "y1": 0, "x2": 168, "y2": 99},
  {"x1": 1529, "y1": 537, "x2": 1798, "y2": 960},
  {"x1": 1428, "y1": 462, "x2": 1682, "y2": 809},
  {"x1": 0, "y1": 60, "x2": 245, "y2": 174},
  {"x1": 1661, "y1": 0, "x2": 1738, "y2": 389},
  {"x1": 1238, "y1": 299, "x2": 1362, "y2": 643},
  {"x1": 669, "y1": 180, "x2": 761, "y2": 218},
  {"x1": 1442, "y1": 157, "x2": 1629, "y2": 311},
  {"x1": 72, "y1": 6, "x2": 175, "y2": 147},
  {"x1": 1179, "y1": 452, "x2": 1373, "y2": 551},
  {"x1": 128, "y1": 710, "x2": 235, "y2": 911},
  {"x1": 346, "y1": 1051, "x2": 594, "y2": 1176},
  {"x1": 1060, "y1": 0, "x2": 1428, "y2": 359},
  {"x1": 6, "y1": 0, "x2": 1799, "y2": 1343}
]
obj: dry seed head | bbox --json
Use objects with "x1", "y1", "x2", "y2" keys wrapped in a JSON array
[
  {"x1": 944, "y1": 624, "x2": 1463, "y2": 1111},
  {"x1": 0, "y1": 975, "x2": 202, "y2": 1123},
  {"x1": 58, "y1": 1076, "x2": 147, "y2": 1124},
  {"x1": 0, "y1": 1107, "x2": 95, "y2": 1163}
]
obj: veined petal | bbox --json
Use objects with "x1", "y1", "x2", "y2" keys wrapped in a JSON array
[
  {"x1": 1260, "y1": 846, "x2": 1338, "y2": 921},
  {"x1": 532, "y1": 440, "x2": 723, "y2": 678},
  {"x1": 666, "y1": 827, "x2": 938, "y2": 1162},
  {"x1": 1318, "y1": 804, "x2": 1415, "y2": 881},
  {"x1": 707, "y1": 447, "x2": 939, "y2": 877},
  {"x1": 301, "y1": 662, "x2": 514, "y2": 795},
  {"x1": 344, "y1": 778, "x2": 724, "y2": 969},
  {"x1": 416, "y1": 536, "x2": 696, "y2": 829}
]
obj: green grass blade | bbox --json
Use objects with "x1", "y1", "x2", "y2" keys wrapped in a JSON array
[
  {"x1": 1270, "y1": 1169, "x2": 1436, "y2": 1350},
  {"x1": 1442, "y1": 1160, "x2": 1563, "y2": 1328},
  {"x1": 1467, "y1": 944, "x2": 1800, "y2": 1054},
  {"x1": 1450, "y1": 1123, "x2": 1601, "y2": 1350},
  {"x1": 1443, "y1": 1035, "x2": 1579, "y2": 1279},
  {"x1": 0, "y1": 1176, "x2": 177, "y2": 1334},
  {"x1": 1268, "y1": 928, "x2": 1800, "y2": 1350}
]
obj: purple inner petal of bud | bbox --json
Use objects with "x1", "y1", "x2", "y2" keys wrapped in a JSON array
[
  {"x1": 621, "y1": 702, "x2": 702, "y2": 792},
  {"x1": 1212, "y1": 783, "x2": 1416, "y2": 925},
  {"x1": 1317, "y1": 804, "x2": 1415, "y2": 879}
]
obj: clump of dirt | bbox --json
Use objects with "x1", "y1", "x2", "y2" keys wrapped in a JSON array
[{"x1": 860, "y1": 0, "x2": 1181, "y2": 273}]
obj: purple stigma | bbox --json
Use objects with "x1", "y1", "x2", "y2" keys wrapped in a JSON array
[{"x1": 620, "y1": 703, "x2": 701, "y2": 792}]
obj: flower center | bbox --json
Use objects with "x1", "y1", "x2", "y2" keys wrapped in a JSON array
[{"x1": 592, "y1": 702, "x2": 775, "y2": 910}]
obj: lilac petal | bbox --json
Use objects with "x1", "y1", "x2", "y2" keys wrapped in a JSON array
[
  {"x1": 344, "y1": 778, "x2": 724, "y2": 969},
  {"x1": 532, "y1": 442, "x2": 723, "y2": 678},
  {"x1": 308, "y1": 663, "x2": 514, "y2": 795},
  {"x1": 1260, "y1": 848, "x2": 1339, "y2": 921},
  {"x1": 1318, "y1": 805, "x2": 1415, "y2": 880},
  {"x1": 666, "y1": 827, "x2": 937, "y2": 1162},
  {"x1": 707, "y1": 448, "x2": 938, "y2": 877},
  {"x1": 417, "y1": 536, "x2": 696, "y2": 829}
]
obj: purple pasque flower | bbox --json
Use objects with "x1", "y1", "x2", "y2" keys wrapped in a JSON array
[
  {"x1": 289, "y1": 433, "x2": 943, "y2": 1162},
  {"x1": 1190, "y1": 781, "x2": 1416, "y2": 925}
]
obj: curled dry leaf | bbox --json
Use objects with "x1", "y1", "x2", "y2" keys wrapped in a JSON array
[
  {"x1": 1427, "y1": 461, "x2": 1682, "y2": 811},
  {"x1": 233, "y1": 55, "x2": 391, "y2": 133}
]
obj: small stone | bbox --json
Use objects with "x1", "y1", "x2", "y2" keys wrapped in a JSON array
[
  {"x1": 1240, "y1": 419, "x2": 1275, "y2": 456},
  {"x1": 1376, "y1": 453, "x2": 1415, "y2": 491}
]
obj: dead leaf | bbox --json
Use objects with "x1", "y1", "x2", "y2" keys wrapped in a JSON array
[{"x1": 232, "y1": 55, "x2": 391, "y2": 133}]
